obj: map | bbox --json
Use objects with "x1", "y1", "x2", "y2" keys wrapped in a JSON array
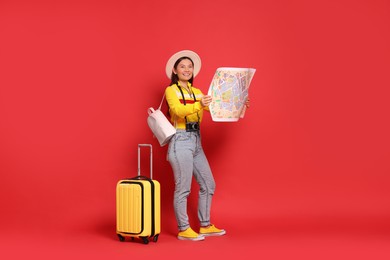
[{"x1": 208, "y1": 67, "x2": 256, "y2": 122}]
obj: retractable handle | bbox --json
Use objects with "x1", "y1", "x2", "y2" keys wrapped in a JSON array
[{"x1": 137, "y1": 144, "x2": 153, "y2": 179}]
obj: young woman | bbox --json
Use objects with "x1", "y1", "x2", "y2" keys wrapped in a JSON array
[{"x1": 164, "y1": 50, "x2": 249, "y2": 241}]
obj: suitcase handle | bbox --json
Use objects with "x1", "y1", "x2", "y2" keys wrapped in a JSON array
[
  {"x1": 131, "y1": 175, "x2": 152, "y2": 181},
  {"x1": 138, "y1": 144, "x2": 153, "y2": 179}
]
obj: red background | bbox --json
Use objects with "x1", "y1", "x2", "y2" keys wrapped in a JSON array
[{"x1": 1, "y1": 0, "x2": 389, "y2": 259}]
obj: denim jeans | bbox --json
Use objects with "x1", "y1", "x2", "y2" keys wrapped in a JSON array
[{"x1": 167, "y1": 130, "x2": 216, "y2": 231}]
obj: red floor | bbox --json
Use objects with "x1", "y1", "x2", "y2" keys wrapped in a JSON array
[{"x1": 2, "y1": 218, "x2": 390, "y2": 260}]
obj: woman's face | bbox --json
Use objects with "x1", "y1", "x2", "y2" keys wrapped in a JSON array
[{"x1": 174, "y1": 58, "x2": 194, "y2": 82}]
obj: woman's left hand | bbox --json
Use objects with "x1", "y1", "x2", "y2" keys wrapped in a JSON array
[{"x1": 245, "y1": 98, "x2": 250, "y2": 108}]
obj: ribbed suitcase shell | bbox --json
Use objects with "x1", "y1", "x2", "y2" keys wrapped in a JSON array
[{"x1": 116, "y1": 144, "x2": 160, "y2": 244}]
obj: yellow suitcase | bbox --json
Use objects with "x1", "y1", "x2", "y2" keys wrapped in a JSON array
[{"x1": 116, "y1": 144, "x2": 161, "y2": 244}]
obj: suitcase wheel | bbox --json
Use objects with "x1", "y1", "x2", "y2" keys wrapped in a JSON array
[
  {"x1": 141, "y1": 237, "x2": 149, "y2": 244},
  {"x1": 153, "y1": 234, "x2": 159, "y2": 242},
  {"x1": 117, "y1": 234, "x2": 125, "y2": 242}
]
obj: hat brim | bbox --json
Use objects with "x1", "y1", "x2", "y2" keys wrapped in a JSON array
[{"x1": 165, "y1": 50, "x2": 202, "y2": 79}]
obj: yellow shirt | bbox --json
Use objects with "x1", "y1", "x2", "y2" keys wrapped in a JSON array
[{"x1": 165, "y1": 83, "x2": 209, "y2": 130}]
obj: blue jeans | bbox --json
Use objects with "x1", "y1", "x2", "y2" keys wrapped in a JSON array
[{"x1": 167, "y1": 130, "x2": 216, "y2": 231}]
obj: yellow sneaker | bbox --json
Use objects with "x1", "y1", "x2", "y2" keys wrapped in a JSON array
[
  {"x1": 177, "y1": 227, "x2": 205, "y2": 241},
  {"x1": 199, "y1": 224, "x2": 226, "y2": 236}
]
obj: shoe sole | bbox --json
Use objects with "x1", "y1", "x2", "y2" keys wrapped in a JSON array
[
  {"x1": 177, "y1": 235, "x2": 205, "y2": 241},
  {"x1": 200, "y1": 230, "x2": 226, "y2": 237}
]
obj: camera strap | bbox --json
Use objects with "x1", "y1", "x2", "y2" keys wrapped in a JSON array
[{"x1": 177, "y1": 85, "x2": 200, "y2": 124}]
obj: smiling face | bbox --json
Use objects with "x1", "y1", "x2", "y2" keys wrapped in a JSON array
[{"x1": 173, "y1": 58, "x2": 194, "y2": 84}]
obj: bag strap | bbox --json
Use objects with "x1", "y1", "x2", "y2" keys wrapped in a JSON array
[{"x1": 158, "y1": 93, "x2": 165, "y2": 110}]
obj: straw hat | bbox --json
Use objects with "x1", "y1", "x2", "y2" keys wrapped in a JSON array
[{"x1": 165, "y1": 50, "x2": 202, "y2": 79}]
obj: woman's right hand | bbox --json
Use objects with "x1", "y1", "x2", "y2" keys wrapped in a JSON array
[{"x1": 200, "y1": 95, "x2": 212, "y2": 107}]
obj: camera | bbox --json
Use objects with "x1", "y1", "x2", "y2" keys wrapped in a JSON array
[{"x1": 186, "y1": 122, "x2": 200, "y2": 132}]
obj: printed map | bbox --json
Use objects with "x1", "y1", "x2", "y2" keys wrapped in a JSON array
[{"x1": 208, "y1": 67, "x2": 256, "y2": 122}]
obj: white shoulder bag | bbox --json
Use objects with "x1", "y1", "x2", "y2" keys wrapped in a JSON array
[{"x1": 147, "y1": 93, "x2": 176, "y2": 146}]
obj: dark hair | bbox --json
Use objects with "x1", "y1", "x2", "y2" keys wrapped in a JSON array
[
  {"x1": 169, "y1": 56, "x2": 194, "y2": 85},
  {"x1": 167, "y1": 56, "x2": 195, "y2": 117}
]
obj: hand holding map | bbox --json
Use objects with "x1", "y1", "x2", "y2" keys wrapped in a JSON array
[
  {"x1": 200, "y1": 95, "x2": 212, "y2": 107},
  {"x1": 207, "y1": 67, "x2": 256, "y2": 122}
]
